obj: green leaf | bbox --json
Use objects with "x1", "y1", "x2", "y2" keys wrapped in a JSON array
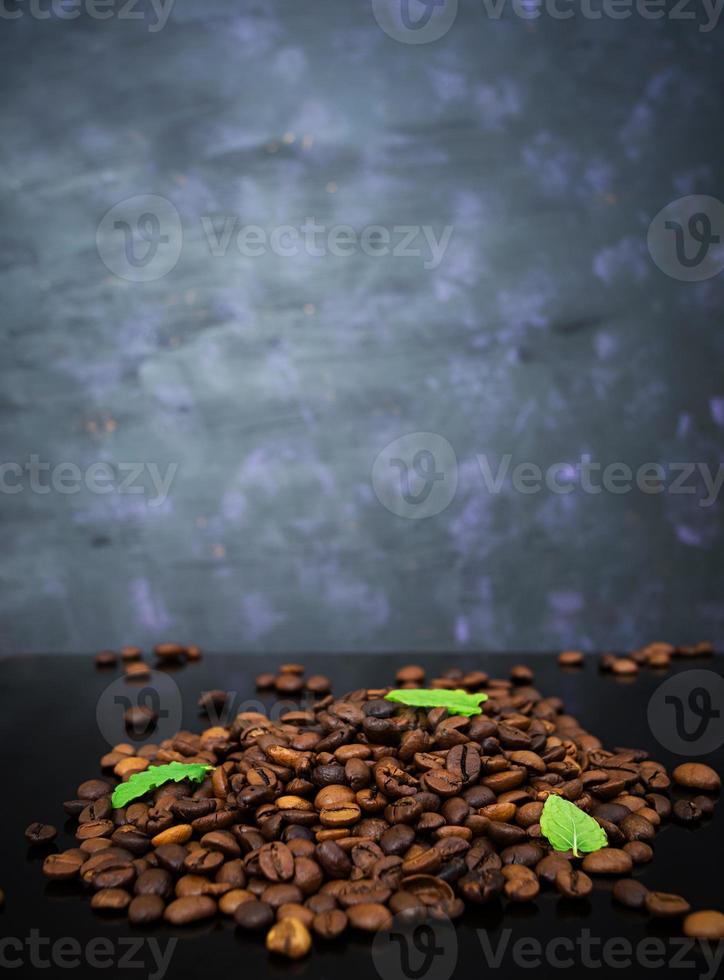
[
  {"x1": 540, "y1": 794, "x2": 608, "y2": 857},
  {"x1": 384, "y1": 688, "x2": 488, "y2": 717},
  {"x1": 111, "y1": 762, "x2": 213, "y2": 809}
]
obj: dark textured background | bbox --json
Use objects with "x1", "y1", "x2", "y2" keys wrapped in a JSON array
[{"x1": 1, "y1": 0, "x2": 723, "y2": 655}]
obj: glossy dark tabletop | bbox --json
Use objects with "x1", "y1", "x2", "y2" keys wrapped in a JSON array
[{"x1": 0, "y1": 653, "x2": 722, "y2": 980}]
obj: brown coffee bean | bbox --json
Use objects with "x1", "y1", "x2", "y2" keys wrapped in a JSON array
[
  {"x1": 396, "y1": 665, "x2": 425, "y2": 684},
  {"x1": 672, "y1": 763, "x2": 720, "y2": 792},
  {"x1": 42, "y1": 852, "x2": 84, "y2": 880},
  {"x1": 581, "y1": 848, "x2": 633, "y2": 875},
  {"x1": 152, "y1": 824, "x2": 193, "y2": 847},
  {"x1": 219, "y1": 889, "x2": 255, "y2": 916},
  {"x1": 380, "y1": 824, "x2": 415, "y2": 856},
  {"x1": 306, "y1": 675, "x2": 331, "y2": 694},
  {"x1": 446, "y1": 745, "x2": 481, "y2": 784},
  {"x1": 259, "y1": 842, "x2": 295, "y2": 882},
  {"x1": 645, "y1": 891, "x2": 691, "y2": 918},
  {"x1": 555, "y1": 868, "x2": 593, "y2": 899},
  {"x1": 313, "y1": 908, "x2": 348, "y2": 939},
  {"x1": 134, "y1": 868, "x2": 172, "y2": 898},
  {"x1": 256, "y1": 673, "x2": 276, "y2": 690},
  {"x1": 235, "y1": 899, "x2": 275, "y2": 930},
  {"x1": 154, "y1": 844, "x2": 187, "y2": 874},
  {"x1": 347, "y1": 902, "x2": 392, "y2": 931},
  {"x1": 620, "y1": 813, "x2": 656, "y2": 842},
  {"x1": 96, "y1": 651, "x2": 117, "y2": 667},
  {"x1": 25, "y1": 823, "x2": 57, "y2": 844},
  {"x1": 316, "y1": 840, "x2": 351, "y2": 878},
  {"x1": 558, "y1": 651, "x2": 584, "y2": 667},
  {"x1": 504, "y1": 869, "x2": 539, "y2": 902},
  {"x1": 612, "y1": 878, "x2": 648, "y2": 909},
  {"x1": 623, "y1": 841, "x2": 653, "y2": 864},
  {"x1": 262, "y1": 883, "x2": 304, "y2": 909},
  {"x1": 275, "y1": 674, "x2": 304, "y2": 694},
  {"x1": 319, "y1": 803, "x2": 362, "y2": 828},
  {"x1": 683, "y1": 911, "x2": 724, "y2": 939},
  {"x1": 90, "y1": 888, "x2": 131, "y2": 911},
  {"x1": 611, "y1": 658, "x2": 638, "y2": 676},
  {"x1": 673, "y1": 800, "x2": 702, "y2": 824},
  {"x1": 421, "y1": 769, "x2": 463, "y2": 798},
  {"x1": 128, "y1": 895, "x2": 164, "y2": 924},
  {"x1": 266, "y1": 916, "x2": 312, "y2": 958},
  {"x1": 164, "y1": 895, "x2": 217, "y2": 924}
]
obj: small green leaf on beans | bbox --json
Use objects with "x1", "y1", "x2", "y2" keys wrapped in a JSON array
[
  {"x1": 540, "y1": 794, "x2": 608, "y2": 857},
  {"x1": 111, "y1": 762, "x2": 213, "y2": 809},
  {"x1": 384, "y1": 688, "x2": 488, "y2": 717}
]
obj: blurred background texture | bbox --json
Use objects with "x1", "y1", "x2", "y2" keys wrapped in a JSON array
[{"x1": 1, "y1": 0, "x2": 723, "y2": 654}]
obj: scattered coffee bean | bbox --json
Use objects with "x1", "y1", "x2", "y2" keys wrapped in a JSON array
[
  {"x1": 558, "y1": 651, "x2": 584, "y2": 667},
  {"x1": 645, "y1": 891, "x2": 691, "y2": 918},
  {"x1": 683, "y1": 910, "x2": 724, "y2": 939},
  {"x1": 128, "y1": 895, "x2": 164, "y2": 925},
  {"x1": 235, "y1": 900, "x2": 275, "y2": 931},
  {"x1": 555, "y1": 868, "x2": 593, "y2": 899},
  {"x1": 612, "y1": 879, "x2": 649, "y2": 909},
  {"x1": 25, "y1": 823, "x2": 57, "y2": 844},
  {"x1": 164, "y1": 896, "x2": 216, "y2": 924},
  {"x1": 672, "y1": 763, "x2": 720, "y2": 793}
]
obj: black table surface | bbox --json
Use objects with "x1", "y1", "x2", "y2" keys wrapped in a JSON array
[{"x1": 1, "y1": 653, "x2": 722, "y2": 980}]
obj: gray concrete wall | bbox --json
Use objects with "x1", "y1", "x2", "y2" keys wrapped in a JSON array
[{"x1": 1, "y1": 0, "x2": 723, "y2": 653}]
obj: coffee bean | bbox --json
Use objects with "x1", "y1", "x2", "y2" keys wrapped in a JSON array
[
  {"x1": 164, "y1": 895, "x2": 217, "y2": 924},
  {"x1": 256, "y1": 673, "x2": 276, "y2": 690},
  {"x1": 683, "y1": 910, "x2": 724, "y2": 939},
  {"x1": 266, "y1": 917, "x2": 312, "y2": 959},
  {"x1": 258, "y1": 842, "x2": 295, "y2": 882},
  {"x1": 380, "y1": 824, "x2": 415, "y2": 856},
  {"x1": 313, "y1": 908, "x2": 348, "y2": 939},
  {"x1": 128, "y1": 895, "x2": 164, "y2": 925},
  {"x1": 672, "y1": 763, "x2": 720, "y2": 792},
  {"x1": 25, "y1": 823, "x2": 57, "y2": 844},
  {"x1": 503, "y1": 868, "x2": 539, "y2": 902},
  {"x1": 673, "y1": 800, "x2": 702, "y2": 824},
  {"x1": 219, "y1": 889, "x2": 255, "y2": 916},
  {"x1": 316, "y1": 840, "x2": 351, "y2": 879},
  {"x1": 306, "y1": 675, "x2": 331, "y2": 694},
  {"x1": 555, "y1": 868, "x2": 593, "y2": 899},
  {"x1": 623, "y1": 841, "x2": 653, "y2": 864},
  {"x1": 347, "y1": 903, "x2": 392, "y2": 932},
  {"x1": 319, "y1": 803, "x2": 361, "y2": 828},
  {"x1": 235, "y1": 900, "x2": 275, "y2": 930},
  {"x1": 96, "y1": 651, "x2": 117, "y2": 667},
  {"x1": 645, "y1": 891, "x2": 691, "y2": 918},
  {"x1": 612, "y1": 878, "x2": 648, "y2": 909},
  {"x1": 581, "y1": 848, "x2": 633, "y2": 875},
  {"x1": 535, "y1": 854, "x2": 571, "y2": 885},
  {"x1": 620, "y1": 814, "x2": 656, "y2": 842},
  {"x1": 336, "y1": 880, "x2": 391, "y2": 907},
  {"x1": 91, "y1": 888, "x2": 131, "y2": 911},
  {"x1": 42, "y1": 852, "x2": 84, "y2": 880},
  {"x1": 134, "y1": 869, "x2": 172, "y2": 898},
  {"x1": 558, "y1": 651, "x2": 584, "y2": 667}
]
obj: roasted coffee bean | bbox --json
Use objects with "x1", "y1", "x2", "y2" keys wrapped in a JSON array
[
  {"x1": 313, "y1": 908, "x2": 348, "y2": 939},
  {"x1": 672, "y1": 763, "x2": 720, "y2": 792},
  {"x1": 620, "y1": 813, "x2": 656, "y2": 842},
  {"x1": 386, "y1": 797, "x2": 423, "y2": 825},
  {"x1": 258, "y1": 842, "x2": 295, "y2": 882},
  {"x1": 262, "y1": 883, "x2": 303, "y2": 908},
  {"x1": 623, "y1": 841, "x2": 653, "y2": 864},
  {"x1": 316, "y1": 840, "x2": 351, "y2": 879},
  {"x1": 447, "y1": 745, "x2": 481, "y2": 784},
  {"x1": 683, "y1": 911, "x2": 724, "y2": 939},
  {"x1": 459, "y1": 868, "x2": 504, "y2": 903},
  {"x1": 266, "y1": 916, "x2": 312, "y2": 959},
  {"x1": 164, "y1": 895, "x2": 217, "y2": 924},
  {"x1": 25, "y1": 823, "x2": 57, "y2": 844},
  {"x1": 555, "y1": 868, "x2": 593, "y2": 899},
  {"x1": 503, "y1": 868, "x2": 539, "y2": 902},
  {"x1": 128, "y1": 894, "x2": 164, "y2": 925},
  {"x1": 380, "y1": 825, "x2": 415, "y2": 856},
  {"x1": 581, "y1": 848, "x2": 633, "y2": 875},
  {"x1": 134, "y1": 869, "x2": 172, "y2": 898},
  {"x1": 90, "y1": 888, "x2": 131, "y2": 910},
  {"x1": 558, "y1": 651, "x2": 584, "y2": 667},
  {"x1": 645, "y1": 891, "x2": 691, "y2": 918},
  {"x1": 91, "y1": 866, "x2": 136, "y2": 891},
  {"x1": 347, "y1": 903, "x2": 392, "y2": 931},
  {"x1": 612, "y1": 878, "x2": 648, "y2": 909},
  {"x1": 673, "y1": 800, "x2": 702, "y2": 824},
  {"x1": 42, "y1": 852, "x2": 84, "y2": 879},
  {"x1": 78, "y1": 780, "x2": 113, "y2": 801},
  {"x1": 535, "y1": 854, "x2": 571, "y2": 885},
  {"x1": 336, "y1": 880, "x2": 391, "y2": 907},
  {"x1": 421, "y1": 769, "x2": 463, "y2": 797}
]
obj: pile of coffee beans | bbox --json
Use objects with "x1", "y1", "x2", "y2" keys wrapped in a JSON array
[{"x1": 37, "y1": 662, "x2": 722, "y2": 957}]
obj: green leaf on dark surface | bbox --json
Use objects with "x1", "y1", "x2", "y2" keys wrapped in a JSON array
[
  {"x1": 111, "y1": 762, "x2": 213, "y2": 809},
  {"x1": 384, "y1": 688, "x2": 488, "y2": 717},
  {"x1": 539, "y1": 794, "x2": 608, "y2": 856}
]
